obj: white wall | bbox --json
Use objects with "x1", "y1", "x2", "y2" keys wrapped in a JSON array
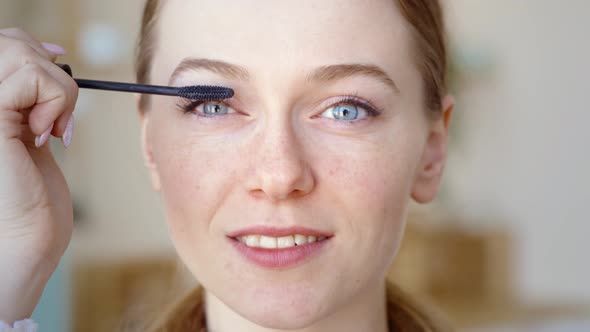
[{"x1": 444, "y1": 0, "x2": 590, "y2": 303}]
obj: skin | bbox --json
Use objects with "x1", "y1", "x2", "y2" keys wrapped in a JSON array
[{"x1": 139, "y1": 0, "x2": 454, "y2": 331}]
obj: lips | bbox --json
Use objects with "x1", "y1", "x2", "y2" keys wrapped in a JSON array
[
  {"x1": 227, "y1": 225, "x2": 332, "y2": 238},
  {"x1": 227, "y1": 226, "x2": 333, "y2": 268}
]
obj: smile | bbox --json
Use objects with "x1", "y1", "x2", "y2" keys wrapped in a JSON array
[
  {"x1": 227, "y1": 226, "x2": 333, "y2": 268},
  {"x1": 234, "y1": 234, "x2": 328, "y2": 249}
]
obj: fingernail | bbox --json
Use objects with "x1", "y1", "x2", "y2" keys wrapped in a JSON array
[
  {"x1": 41, "y1": 42, "x2": 67, "y2": 55},
  {"x1": 35, "y1": 123, "x2": 54, "y2": 148},
  {"x1": 62, "y1": 114, "x2": 74, "y2": 148}
]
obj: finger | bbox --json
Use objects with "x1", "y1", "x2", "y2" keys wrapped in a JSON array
[
  {"x1": 40, "y1": 62, "x2": 78, "y2": 138},
  {"x1": 0, "y1": 41, "x2": 78, "y2": 137},
  {"x1": 0, "y1": 63, "x2": 71, "y2": 140},
  {"x1": 0, "y1": 36, "x2": 56, "y2": 81},
  {"x1": 10, "y1": 108, "x2": 52, "y2": 155},
  {"x1": 15, "y1": 107, "x2": 42, "y2": 149},
  {"x1": 0, "y1": 28, "x2": 59, "y2": 61},
  {"x1": 40, "y1": 42, "x2": 66, "y2": 56}
]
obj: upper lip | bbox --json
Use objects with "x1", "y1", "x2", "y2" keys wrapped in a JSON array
[{"x1": 227, "y1": 225, "x2": 333, "y2": 238}]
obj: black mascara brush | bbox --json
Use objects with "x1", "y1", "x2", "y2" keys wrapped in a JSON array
[{"x1": 57, "y1": 63, "x2": 234, "y2": 101}]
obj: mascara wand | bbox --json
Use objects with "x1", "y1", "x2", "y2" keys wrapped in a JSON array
[{"x1": 57, "y1": 63, "x2": 234, "y2": 101}]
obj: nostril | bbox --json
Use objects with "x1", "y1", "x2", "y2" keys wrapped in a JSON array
[{"x1": 248, "y1": 189, "x2": 268, "y2": 200}]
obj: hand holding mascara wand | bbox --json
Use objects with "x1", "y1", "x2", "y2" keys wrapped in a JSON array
[
  {"x1": 0, "y1": 34, "x2": 233, "y2": 327},
  {"x1": 56, "y1": 63, "x2": 234, "y2": 101}
]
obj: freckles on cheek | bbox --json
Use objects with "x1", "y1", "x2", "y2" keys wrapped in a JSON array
[
  {"x1": 154, "y1": 137, "x2": 242, "y2": 232},
  {"x1": 330, "y1": 155, "x2": 410, "y2": 212},
  {"x1": 155, "y1": 144, "x2": 209, "y2": 229},
  {"x1": 324, "y1": 152, "x2": 415, "y2": 254}
]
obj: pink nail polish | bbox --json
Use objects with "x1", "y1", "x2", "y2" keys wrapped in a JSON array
[
  {"x1": 35, "y1": 123, "x2": 54, "y2": 148},
  {"x1": 41, "y1": 42, "x2": 67, "y2": 55},
  {"x1": 62, "y1": 114, "x2": 74, "y2": 148}
]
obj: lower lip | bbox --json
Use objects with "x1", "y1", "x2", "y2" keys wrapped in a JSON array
[{"x1": 229, "y1": 237, "x2": 330, "y2": 269}]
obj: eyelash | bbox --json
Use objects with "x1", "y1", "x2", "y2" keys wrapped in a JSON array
[
  {"x1": 176, "y1": 99, "x2": 230, "y2": 118},
  {"x1": 176, "y1": 93, "x2": 382, "y2": 123},
  {"x1": 323, "y1": 94, "x2": 382, "y2": 122}
]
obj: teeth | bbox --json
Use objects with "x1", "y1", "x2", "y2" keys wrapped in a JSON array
[
  {"x1": 294, "y1": 234, "x2": 307, "y2": 246},
  {"x1": 259, "y1": 236, "x2": 277, "y2": 249},
  {"x1": 277, "y1": 236, "x2": 295, "y2": 248},
  {"x1": 245, "y1": 235, "x2": 260, "y2": 247},
  {"x1": 238, "y1": 234, "x2": 327, "y2": 248}
]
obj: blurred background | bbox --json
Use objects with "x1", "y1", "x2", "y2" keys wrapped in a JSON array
[{"x1": 1, "y1": 0, "x2": 589, "y2": 331}]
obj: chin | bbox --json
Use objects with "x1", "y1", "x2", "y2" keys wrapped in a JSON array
[{"x1": 228, "y1": 285, "x2": 332, "y2": 329}]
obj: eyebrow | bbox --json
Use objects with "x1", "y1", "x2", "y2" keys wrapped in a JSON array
[
  {"x1": 169, "y1": 58, "x2": 399, "y2": 93},
  {"x1": 305, "y1": 63, "x2": 399, "y2": 93},
  {"x1": 169, "y1": 58, "x2": 250, "y2": 84}
]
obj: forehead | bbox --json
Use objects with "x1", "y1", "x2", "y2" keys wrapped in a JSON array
[{"x1": 153, "y1": 0, "x2": 412, "y2": 84}]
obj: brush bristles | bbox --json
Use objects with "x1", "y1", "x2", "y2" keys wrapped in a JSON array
[{"x1": 178, "y1": 85, "x2": 234, "y2": 101}]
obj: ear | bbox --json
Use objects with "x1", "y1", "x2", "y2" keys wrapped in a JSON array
[
  {"x1": 137, "y1": 94, "x2": 161, "y2": 192},
  {"x1": 410, "y1": 95, "x2": 455, "y2": 203}
]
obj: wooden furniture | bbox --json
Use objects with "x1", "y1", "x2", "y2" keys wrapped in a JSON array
[
  {"x1": 72, "y1": 257, "x2": 182, "y2": 332},
  {"x1": 388, "y1": 213, "x2": 590, "y2": 329}
]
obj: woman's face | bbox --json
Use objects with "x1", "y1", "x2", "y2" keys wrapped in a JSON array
[{"x1": 140, "y1": 0, "x2": 451, "y2": 328}]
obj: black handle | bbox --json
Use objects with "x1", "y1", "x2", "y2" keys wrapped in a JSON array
[{"x1": 56, "y1": 63, "x2": 73, "y2": 77}]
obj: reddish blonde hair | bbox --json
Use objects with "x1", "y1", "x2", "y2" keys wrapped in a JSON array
[{"x1": 134, "y1": 0, "x2": 451, "y2": 330}]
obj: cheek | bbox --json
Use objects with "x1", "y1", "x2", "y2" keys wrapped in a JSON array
[
  {"x1": 321, "y1": 136, "x2": 418, "y2": 223},
  {"x1": 339, "y1": 154, "x2": 413, "y2": 245},
  {"x1": 154, "y1": 140, "x2": 245, "y2": 282},
  {"x1": 317, "y1": 131, "x2": 421, "y2": 275},
  {"x1": 151, "y1": 129, "x2": 243, "y2": 247}
]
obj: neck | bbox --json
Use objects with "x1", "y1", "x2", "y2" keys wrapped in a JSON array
[{"x1": 204, "y1": 279, "x2": 389, "y2": 332}]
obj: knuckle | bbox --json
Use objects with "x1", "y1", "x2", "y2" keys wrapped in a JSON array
[
  {"x1": 55, "y1": 73, "x2": 78, "y2": 109},
  {"x1": 67, "y1": 79, "x2": 79, "y2": 98},
  {"x1": 22, "y1": 62, "x2": 44, "y2": 75},
  {"x1": 69, "y1": 85, "x2": 79, "y2": 108},
  {"x1": 10, "y1": 39, "x2": 37, "y2": 59}
]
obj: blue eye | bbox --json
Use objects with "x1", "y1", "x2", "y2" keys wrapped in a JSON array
[
  {"x1": 321, "y1": 103, "x2": 367, "y2": 121},
  {"x1": 179, "y1": 100, "x2": 236, "y2": 118},
  {"x1": 202, "y1": 102, "x2": 230, "y2": 115}
]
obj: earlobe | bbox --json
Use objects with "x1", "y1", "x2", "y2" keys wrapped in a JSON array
[
  {"x1": 139, "y1": 110, "x2": 161, "y2": 192},
  {"x1": 410, "y1": 95, "x2": 455, "y2": 203}
]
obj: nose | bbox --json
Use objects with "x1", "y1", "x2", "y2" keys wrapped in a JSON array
[{"x1": 247, "y1": 123, "x2": 315, "y2": 202}]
